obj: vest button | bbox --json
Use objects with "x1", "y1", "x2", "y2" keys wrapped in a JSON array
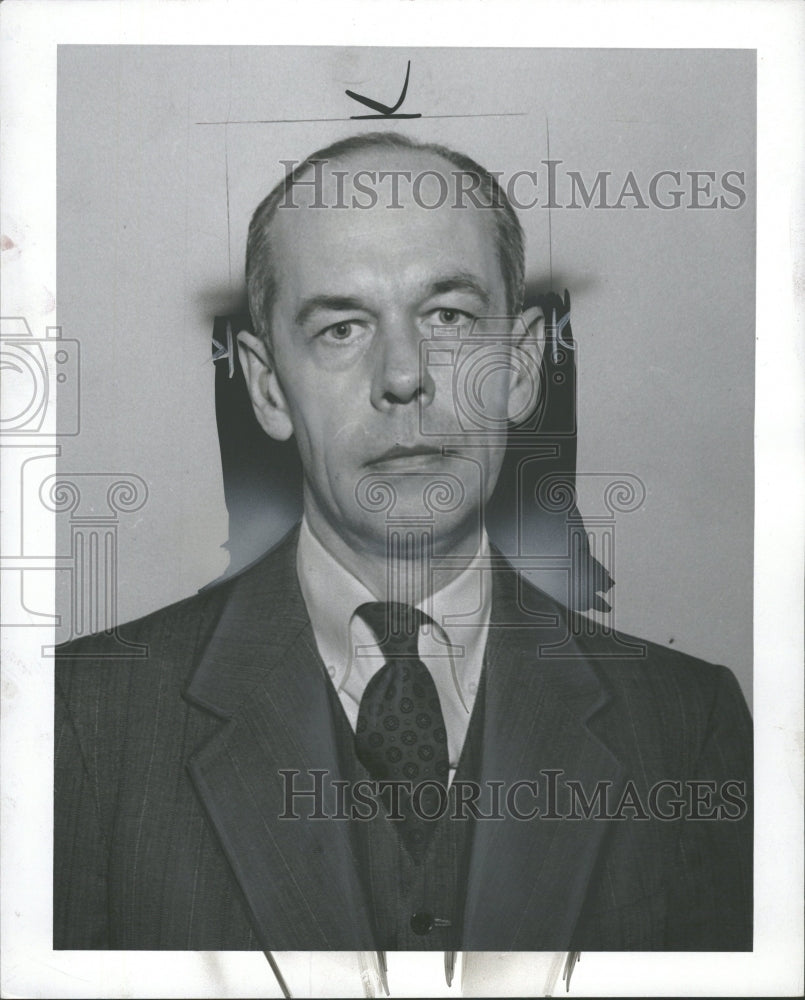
[{"x1": 410, "y1": 911, "x2": 434, "y2": 936}]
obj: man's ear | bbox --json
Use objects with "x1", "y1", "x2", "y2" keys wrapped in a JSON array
[
  {"x1": 237, "y1": 331, "x2": 294, "y2": 441},
  {"x1": 507, "y1": 305, "x2": 545, "y2": 423}
]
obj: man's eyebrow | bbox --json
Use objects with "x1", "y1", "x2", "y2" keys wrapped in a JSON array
[
  {"x1": 425, "y1": 274, "x2": 491, "y2": 307},
  {"x1": 294, "y1": 295, "x2": 369, "y2": 327},
  {"x1": 294, "y1": 275, "x2": 491, "y2": 327}
]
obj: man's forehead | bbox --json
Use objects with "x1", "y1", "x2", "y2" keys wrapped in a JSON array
[
  {"x1": 270, "y1": 146, "x2": 500, "y2": 276},
  {"x1": 272, "y1": 208, "x2": 501, "y2": 317}
]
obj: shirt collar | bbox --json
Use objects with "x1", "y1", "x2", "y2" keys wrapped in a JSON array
[{"x1": 296, "y1": 517, "x2": 491, "y2": 674}]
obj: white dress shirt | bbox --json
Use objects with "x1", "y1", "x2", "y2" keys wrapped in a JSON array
[
  {"x1": 296, "y1": 518, "x2": 491, "y2": 783},
  {"x1": 294, "y1": 522, "x2": 570, "y2": 996}
]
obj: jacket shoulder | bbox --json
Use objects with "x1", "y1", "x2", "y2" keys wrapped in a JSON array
[
  {"x1": 56, "y1": 525, "x2": 299, "y2": 665},
  {"x1": 56, "y1": 583, "x2": 226, "y2": 661},
  {"x1": 512, "y1": 567, "x2": 751, "y2": 741},
  {"x1": 573, "y1": 610, "x2": 746, "y2": 708}
]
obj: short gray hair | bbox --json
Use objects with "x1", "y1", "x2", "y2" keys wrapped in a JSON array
[{"x1": 245, "y1": 132, "x2": 526, "y2": 342}]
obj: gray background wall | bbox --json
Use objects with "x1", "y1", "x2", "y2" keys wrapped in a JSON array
[{"x1": 57, "y1": 46, "x2": 755, "y2": 704}]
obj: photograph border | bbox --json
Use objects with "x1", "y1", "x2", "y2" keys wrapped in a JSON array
[{"x1": 1, "y1": 1, "x2": 803, "y2": 997}]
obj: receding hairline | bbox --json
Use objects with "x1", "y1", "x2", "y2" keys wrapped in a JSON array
[
  {"x1": 265, "y1": 144, "x2": 502, "y2": 234},
  {"x1": 282, "y1": 142, "x2": 482, "y2": 193},
  {"x1": 246, "y1": 132, "x2": 526, "y2": 340}
]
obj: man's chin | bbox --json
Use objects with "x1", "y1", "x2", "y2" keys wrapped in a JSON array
[
  {"x1": 348, "y1": 508, "x2": 484, "y2": 559},
  {"x1": 353, "y1": 462, "x2": 475, "y2": 525}
]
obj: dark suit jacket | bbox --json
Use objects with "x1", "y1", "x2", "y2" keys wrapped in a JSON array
[{"x1": 54, "y1": 527, "x2": 752, "y2": 951}]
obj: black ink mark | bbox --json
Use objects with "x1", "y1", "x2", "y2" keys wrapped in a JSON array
[
  {"x1": 563, "y1": 951, "x2": 581, "y2": 991},
  {"x1": 346, "y1": 60, "x2": 422, "y2": 120},
  {"x1": 211, "y1": 320, "x2": 235, "y2": 379},
  {"x1": 195, "y1": 114, "x2": 526, "y2": 126}
]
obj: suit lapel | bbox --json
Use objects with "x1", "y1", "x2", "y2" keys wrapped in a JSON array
[
  {"x1": 462, "y1": 563, "x2": 626, "y2": 950},
  {"x1": 181, "y1": 530, "x2": 624, "y2": 950},
  {"x1": 182, "y1": 530, "x2": 376, "y2": 949}
]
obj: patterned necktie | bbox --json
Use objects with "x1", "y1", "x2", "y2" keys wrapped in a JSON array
[{"x1": 354, "y1": 601, "x2": 449, "y2": 860}]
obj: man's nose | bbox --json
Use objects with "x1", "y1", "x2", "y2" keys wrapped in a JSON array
[{"x1": 370, "y1": 321, "x2": 436, "y2": 411}]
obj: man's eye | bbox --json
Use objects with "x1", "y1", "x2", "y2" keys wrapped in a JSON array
[
  {"x1": 433, "y1": 308, "x2": 472, "y2": 326},
  {"x1": 322, "y1": 321, "x2": 360, "y2": 342}
]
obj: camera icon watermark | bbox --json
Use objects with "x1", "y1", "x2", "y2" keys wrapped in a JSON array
[
  {"x1": 0, "y1": 318, "x2": 80, "y2": 435},
  {"x1": 419, "y1": 314, "x2": 546, "y2": 440}
]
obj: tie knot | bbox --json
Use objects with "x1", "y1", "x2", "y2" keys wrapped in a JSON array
[{"x1": 356, "y1": 601, "x2": 425, "y2": 659}]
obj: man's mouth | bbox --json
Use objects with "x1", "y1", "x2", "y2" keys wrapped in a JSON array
[{"x1": 365, "y1": 443, "x2": 447, "y2": 467}]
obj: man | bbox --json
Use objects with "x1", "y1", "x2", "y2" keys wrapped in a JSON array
[{"x1": 55, "y1": 132, "x2": 752, "y2": 953}]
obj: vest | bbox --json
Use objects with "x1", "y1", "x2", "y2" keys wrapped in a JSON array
[{"x1": 324, "y1": 669, "x2": 488, "y2": 949}]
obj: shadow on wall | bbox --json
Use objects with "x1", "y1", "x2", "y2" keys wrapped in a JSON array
[{"x1": 207, "y1": 290, "x2": 613, "y2": 613}]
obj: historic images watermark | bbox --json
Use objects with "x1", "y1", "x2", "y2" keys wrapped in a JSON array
[
  {"x1": 279, "y1": 768, "x2": 749, "y2": 823},
  {"x1": 276, "y1": 159, "x2": 748, "y2": 212}
]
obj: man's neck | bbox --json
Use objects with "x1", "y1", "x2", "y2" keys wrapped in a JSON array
[{"x1": 302, "y1": 504, "x2": 486, "y2": 604}]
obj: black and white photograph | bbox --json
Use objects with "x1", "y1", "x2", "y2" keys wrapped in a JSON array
[{"x1": 1, "y1": 2, "x2": 802, "y2": 998}]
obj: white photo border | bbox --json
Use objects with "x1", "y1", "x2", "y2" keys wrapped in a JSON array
[{"x1": 1, "y1": 1, "x2": 803, "y2": 996}]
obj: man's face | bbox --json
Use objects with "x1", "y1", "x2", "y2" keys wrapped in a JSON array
[{"x1": 241, "y1": 149, "x2": 539, "y2": 564}]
